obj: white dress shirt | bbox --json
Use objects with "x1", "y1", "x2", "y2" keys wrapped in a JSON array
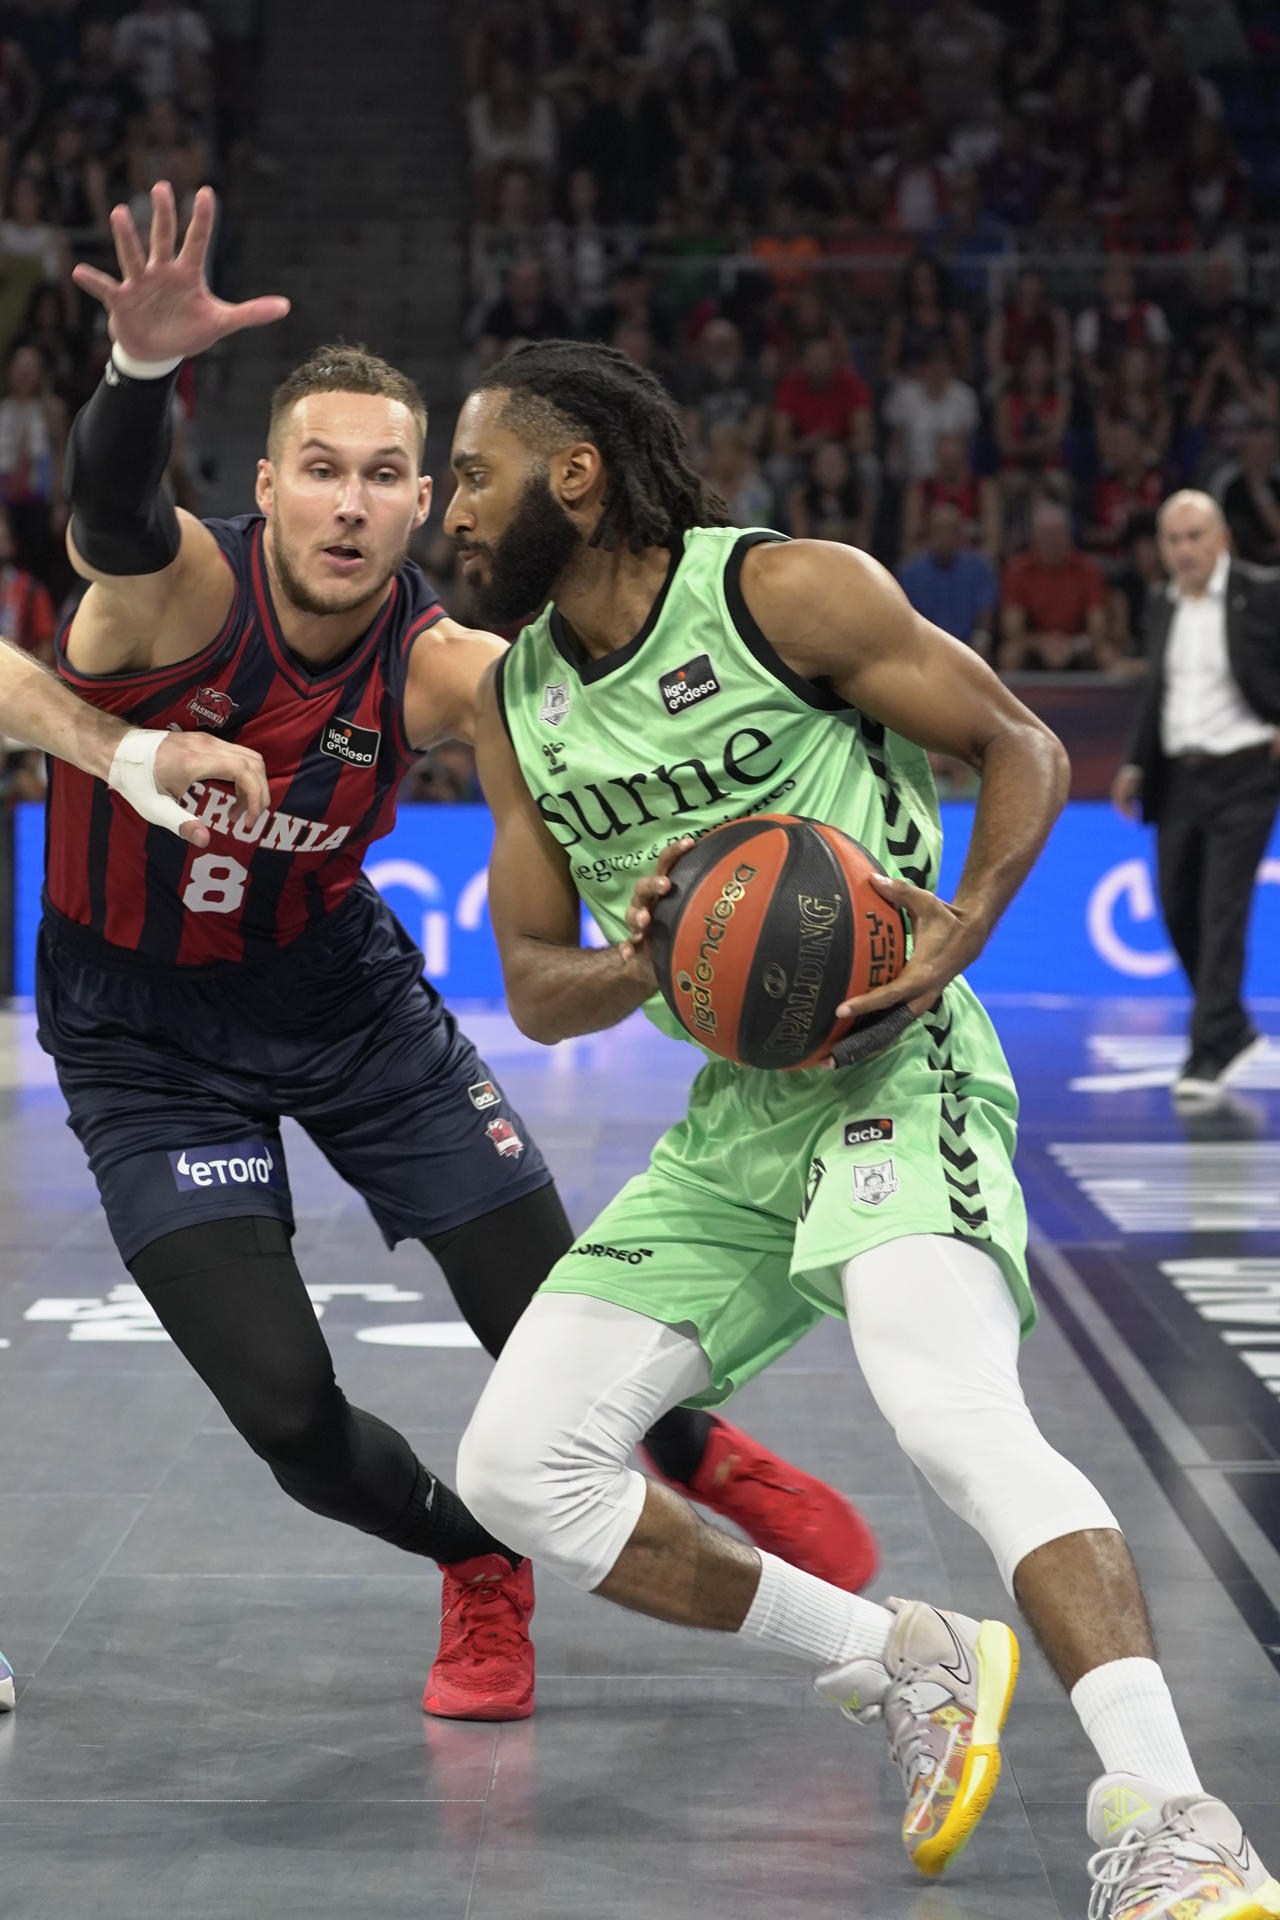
[{"x1": 1160, "y1": 552, "x2": 1277, "y2": 757}]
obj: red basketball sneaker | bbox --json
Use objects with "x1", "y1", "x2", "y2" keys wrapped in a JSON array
[
  {"x1": 645, "y1": 1418, "x2": 879, "y2": 1593},
  {"x1": 422, "y1": 1553, "x2": 535, "y2": 1721}
]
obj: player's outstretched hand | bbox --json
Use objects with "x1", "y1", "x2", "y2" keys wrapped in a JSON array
[
  {"x1": 827, "y1": 872, "x2": 982, "y2": 1048},
  {"x1": 620, "y1": 836, "x2": 695, "y2": 958},
  {"x1": 109, "y1": 729, "x2": 270, "y2": 847},
  {"x1": 71, "y1": 182, "x2": 290, "y2": 364}
]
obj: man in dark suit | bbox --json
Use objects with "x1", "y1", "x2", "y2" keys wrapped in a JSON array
[{"x1": 1112, "y1": 490, "x2": 1280, "y2": 1098}]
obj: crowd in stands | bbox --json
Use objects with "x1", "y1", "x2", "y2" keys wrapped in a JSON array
[
  {"x1": 0, "y1": 1, "x2": 255, "y2": 807},
  {"x1": 442, "y1": 0, "x2": 1280, "y2": 721}
]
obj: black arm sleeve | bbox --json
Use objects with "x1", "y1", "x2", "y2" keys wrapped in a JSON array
[{"x1": 64, "y1": 358, "x2": 182, "y2": 576}]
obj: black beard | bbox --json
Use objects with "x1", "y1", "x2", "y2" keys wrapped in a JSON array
[
  {"x1": 268, "y1": 524, "x2": 406, "y2": 619},
  {"x1": 469, "y1": 467, "x2": 581, "y2": 625}
]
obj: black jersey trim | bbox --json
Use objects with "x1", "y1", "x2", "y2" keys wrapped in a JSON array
[
  {"x1": 55, "y1": 543, "x2": 241, "y2": 692},
  {"x1": 723, "y1": 531, "x2": 850, "y2": 714},
  {"x1": 492, "y1": 647, "x2": 513, "y2": 742},
  {"x1": 549, "y1": 544, "x2": 681, "y2": 683}
]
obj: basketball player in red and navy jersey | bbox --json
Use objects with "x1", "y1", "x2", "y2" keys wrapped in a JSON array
[{"x1": 35, "y1": 181, "x2": 877, "y2": 1723}]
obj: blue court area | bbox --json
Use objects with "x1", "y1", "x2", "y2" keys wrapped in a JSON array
[{"x1": 0, "y1": 987, "x2": 1278, "y2": 1917}]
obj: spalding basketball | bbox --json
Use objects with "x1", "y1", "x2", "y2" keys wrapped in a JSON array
[{"x1": 648, "y1": 814, "x2": 908, "y2": 1070}]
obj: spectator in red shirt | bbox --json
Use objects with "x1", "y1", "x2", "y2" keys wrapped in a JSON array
[
  {"x1": 1096, "y1": 345, "x2": 1172, "y2": 473},
  {"x1": 1000, "y1": 502, "x2": 1111, "y2": 672},
  {"x1": 839, "y1": 38, "x2": 926, "y2": 166},
  {"x1": 0, "y1": 502, "x2": 54, "y2": 664},
  {"x1": 994, "y1": 344, "x2": 1068, "y2": 477},
  {"x1": 901, "y1": 429, "x2": 1001, "y2": 564},
  {"x1": 1086, "y1": 420, "x2": 1166, "y2": 565},
  {"x1": 985, "y1": 268, "x2": 1071, "y2": 393},
  {"x1": 770, "y1": 335, "x2": 873, "y2": 468}
]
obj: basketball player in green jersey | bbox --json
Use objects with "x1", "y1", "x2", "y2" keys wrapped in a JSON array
[{"x1": 442, "y1": 343, "x2": 1277, "y2": 1914}]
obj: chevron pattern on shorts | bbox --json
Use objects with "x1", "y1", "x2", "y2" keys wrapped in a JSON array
[
  {"x1": 857, "y1": 716, "x2": 933, "y2": 891},
  {"x1": 923, "y1": 1000, "x2": 991, "y2": 1241}
]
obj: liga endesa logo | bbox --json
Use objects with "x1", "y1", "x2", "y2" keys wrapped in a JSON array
[
  {"x1": 659, "y1": 653, "x2": 721, "y2": 716},
  {"x1": 674, "y1": 862, "x2": 759, "y2": 1038},
  {"x1": 320, "y1": 717, "x2": 381, "y2": 766}
]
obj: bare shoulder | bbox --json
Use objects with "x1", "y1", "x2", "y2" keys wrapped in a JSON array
[
  {"x1": 403, "y1": 613, "x2": 508, "y2": 750},
  {"x1": 415, "y1": 612, "x2": 509, "y2": 658},
  {"x1": 738, "y1": 537, "x2": 912, "y2": 674}
]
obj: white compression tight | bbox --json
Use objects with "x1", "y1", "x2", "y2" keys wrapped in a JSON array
[{"x1": 455, "y1": 1234, "x2": 1118, "y2": 1595}]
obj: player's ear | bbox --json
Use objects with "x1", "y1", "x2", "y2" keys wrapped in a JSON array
[
  {"x1": 255, "y1": 458, "x2": 274, "y2": 515},
  {"x1": 557, "y1": 441, "x2": 602, "y2": 511},
  {"x1": 414, "y1": 472, "x2": 433, "y2": 528}
]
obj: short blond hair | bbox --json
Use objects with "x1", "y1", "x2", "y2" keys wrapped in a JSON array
[{"x1": 268, "y1": 342, "x2": 427, "y2": 463}]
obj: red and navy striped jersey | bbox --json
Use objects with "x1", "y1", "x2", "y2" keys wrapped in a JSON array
[{"x1": 47, "y1": 514, "x2": 445, "y2": 965}]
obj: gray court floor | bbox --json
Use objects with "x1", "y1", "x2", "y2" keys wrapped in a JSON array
[{"x1": 1, "y1": 1001, "x2": 1278, "y2": 1918}]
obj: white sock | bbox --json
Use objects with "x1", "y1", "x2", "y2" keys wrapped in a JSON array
[
  {"x1": 739, "y1": 1550, "x2": 894, "y2": 1668},
  {"x1": 1070, "y1": 1657, "x2": 1203, "y2": 1797}
]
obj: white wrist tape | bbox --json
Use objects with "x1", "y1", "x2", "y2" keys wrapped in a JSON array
[
  {"x1": 107, "y1": 729, "x2": 191, "y2": 835},
  {"x1": 110, "y1": 344, "x2": 184, "y2": 381}
]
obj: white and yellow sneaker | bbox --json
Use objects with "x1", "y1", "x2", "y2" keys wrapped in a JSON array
[
  {"x1": 1087, "y1": 1772, "x2": 1280, "y2": 1918},
  {"x1": 816, "y1": 1597, "x2": 1019, "y2": 1877}
]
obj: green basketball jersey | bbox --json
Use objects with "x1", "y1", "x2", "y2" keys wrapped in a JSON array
[
  {"x1": 497, "y1": 527, "x2": 943, "y2": 1042},
  {"x1": 499, "y1": 527, "x2": 1034, "y2": 1356}
]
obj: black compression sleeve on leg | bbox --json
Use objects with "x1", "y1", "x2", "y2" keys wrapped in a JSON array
[
  {"x1": 426, "y1": 1182, "x2": 717, "y2": 1483},
  {"x1": 65, "y1": 356, "x2": 181, "y2": 575},
  {"x1": 425, "y1": 1181, "x2": 575, "y2": 1358},
  {"x1": 129, "y1": 1215, "x2": 517, "y2": 1566},
  {"x1": 643, "y1": 1407, "x2": 716, "y2": 1486}
]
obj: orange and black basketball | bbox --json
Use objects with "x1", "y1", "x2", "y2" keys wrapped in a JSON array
[{"x1": 649, "y1": 814, "x2": 908, "y2": 1070}]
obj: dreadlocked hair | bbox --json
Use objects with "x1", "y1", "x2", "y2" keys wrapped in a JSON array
[{"x1": 473, "y1": 339, "x2": 733, "y2": 553}]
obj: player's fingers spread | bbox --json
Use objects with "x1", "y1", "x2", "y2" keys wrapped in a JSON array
[
  {"x1": 216, "y1": 294, "x2": 291, "y2": 336},
  {"x1": 179, "y1": 183, "x2": 216, "y2": 266},
  {"x1": 109, "y1": 203, "x2": 147, "y2": 280},
  {"x1": 149, "y1": 181, "x2": 177, "y2": 265},
  {"x1": 71, "y1": 263, "x2": 120, "y2": 303}
]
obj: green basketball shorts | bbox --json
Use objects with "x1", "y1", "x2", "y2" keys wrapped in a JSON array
[{"x1": 539, "y1": 985, "x2": 1032, "y2": 1407}]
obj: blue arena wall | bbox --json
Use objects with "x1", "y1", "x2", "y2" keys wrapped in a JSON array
[{"x1": 15, "y1": 800, "x2": 1280, "y2": 1001}]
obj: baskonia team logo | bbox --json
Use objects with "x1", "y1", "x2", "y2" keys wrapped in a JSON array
[
  {"x1": 485, "y1": 1116, "x2": 524, "y2": 1158},
  {"x1": 187, "y1": 685, "x2": 238, "y2": 729}
]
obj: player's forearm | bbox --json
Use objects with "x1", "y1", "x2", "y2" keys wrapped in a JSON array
[
  {"x1": 948, "y1": 723, "x2": 1069, "y2": 950},
  {"x1": 66, "y1": 347, "x2": 181, "y2": 579},
  {"x1": 504, "y1": 935, "x2": 655, "y2": 1044},
  {"x1": 0, "y1": 639, "x2": 126, "y2": 777}
]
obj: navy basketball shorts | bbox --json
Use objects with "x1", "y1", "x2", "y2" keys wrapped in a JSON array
[{"x1": 35, "y1": 882, "x2": 551, "y2": 1265}]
